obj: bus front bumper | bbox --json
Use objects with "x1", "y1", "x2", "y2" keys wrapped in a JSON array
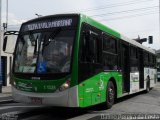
[{"x1": 12, "y1": 86, "x2": 79, "y2": 107}]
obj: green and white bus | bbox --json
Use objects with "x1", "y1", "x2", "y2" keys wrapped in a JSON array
[{"x1": 4, "y1": 14, "x2": 157, "y2": 108}]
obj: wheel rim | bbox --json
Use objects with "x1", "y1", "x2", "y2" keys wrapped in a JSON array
[{"x1": 108, "y1": 86, "x2": 114, "y2": 103}]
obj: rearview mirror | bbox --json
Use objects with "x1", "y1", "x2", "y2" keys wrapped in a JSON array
[
  {"x1": 3, "y1": 36, "x2": 8, "y2": 51},
  {"x1": 3, "y1": 31, "x2": 18, "y2": 54}
]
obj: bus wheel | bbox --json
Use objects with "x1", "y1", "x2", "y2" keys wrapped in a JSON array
[
  {"x1": 145, "y1": 77, "x2": 150, "y2": 93},
  {"x1": 106, "y1": 81, "x2": 115, "y2": 109}
]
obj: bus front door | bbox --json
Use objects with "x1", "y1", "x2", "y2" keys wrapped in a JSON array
[
  {"x1": 139, "y1": 49, "x2": 144, "y2": 89},
  {"x1": 121, "y1": 43, "x2": 130, "y2": 93}
]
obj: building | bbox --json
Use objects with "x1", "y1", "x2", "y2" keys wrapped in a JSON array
[{"x1": 0, "y1": 30, "x2": 17, "y2": 86}]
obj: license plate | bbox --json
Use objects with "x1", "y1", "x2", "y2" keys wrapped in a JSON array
[{"x1": 30, "y1": 97, "x2": 42, "y2": 104}]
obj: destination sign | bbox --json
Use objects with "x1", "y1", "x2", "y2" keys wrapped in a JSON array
[
  {"x1": 21, "y1": 17, "x2": 78, "y2": 32},
  {"x1": 28, "y1": 19, "x2": 72, "y2": 30}
]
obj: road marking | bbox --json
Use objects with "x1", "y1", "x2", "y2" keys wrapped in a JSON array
[
  {"x1": 0, "y1": 105, "x2": 42, "y2": 110},
  {"x1": 0, "y1": 99, "x2": 13, "y2": 103},
  {"x1": 21, "y1": 115, "x2": 43, "y2": 120}
]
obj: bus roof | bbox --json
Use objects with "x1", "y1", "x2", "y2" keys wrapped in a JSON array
[
  {"x1": 79, "y1": 14, "x2": 155, "y2": 54},
  {"x1": 21, "y1": 13, "x2": 155, "y2": 54},
  {"x1": 22, "y1": 14, "x2": 79, "y2": 25}
]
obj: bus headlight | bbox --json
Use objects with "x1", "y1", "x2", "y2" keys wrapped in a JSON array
[{"x1": 59, "y1": 80, "x2": 70, "y2": 91}]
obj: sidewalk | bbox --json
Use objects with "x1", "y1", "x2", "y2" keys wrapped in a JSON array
[
  {"x1": 2, "y1": 86, "x2": 12, "y2": 94},
  {"x1": 155, "y1": 81, "x2": 160, "y2": 89},
  {"x1": 0, "y1": 86, "x2": 13, "y2": 103}
]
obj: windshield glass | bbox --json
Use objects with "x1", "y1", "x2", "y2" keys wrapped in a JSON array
[{"x1": 14, "y1": 29, "x2": 75, "y2": 74}]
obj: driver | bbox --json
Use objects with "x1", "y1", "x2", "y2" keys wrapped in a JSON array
[
  {"x1": 46, "y1": 49, "x2": 64, "y2": 72},
  {"x1": 42, "y1": 41, "x2": 71, "y2": 73}
]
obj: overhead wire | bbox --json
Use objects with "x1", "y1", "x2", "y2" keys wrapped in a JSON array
[
  {"x1": 68, "y1": 0, "x2": 155, "y2": 13},
  {"x1": 90, "y1": 6, "x2": 158, "y2": 18},
  {"x1": 7, "y1": 0, "x2": 157, "y2": 30},
  {"x1": 99, "y1": 11, "x2": 158, "y2": 21}
]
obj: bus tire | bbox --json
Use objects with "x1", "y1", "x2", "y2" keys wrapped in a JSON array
[
  {"x1": 145, "y1": 77, "x2": 150, "y2": 93},
  {"x1": 106, "y1": 81, "x2": 115, "y2": 109}
]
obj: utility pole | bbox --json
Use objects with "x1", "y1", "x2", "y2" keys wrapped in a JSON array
[
  {"x1": 0, "y1": 0, "x2": 2, "y2": 92},
  {"x1": 159, "y1": 0, "x2": 160, "y2": 45},
  {"x1": 6, "y1": 0, "x2": 8, "y2": 31}
]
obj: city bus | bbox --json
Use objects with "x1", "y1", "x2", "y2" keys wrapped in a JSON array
[{"x1": 3, "y1": 14, "x2": 157, "y2": 108}]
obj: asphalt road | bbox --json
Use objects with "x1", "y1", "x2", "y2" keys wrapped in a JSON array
[{"x1": 0, "y1": 82, "x2": 160, "y2": 120}]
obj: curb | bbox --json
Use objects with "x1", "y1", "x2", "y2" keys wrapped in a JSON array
[
  {"x1": 0, "y1": 99, "x2": 14, "y2": 104},
  {"x1": 0, "y1": 96, "x2": 14, "y2": 104}
]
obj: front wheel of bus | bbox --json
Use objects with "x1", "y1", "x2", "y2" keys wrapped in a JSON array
[{"x1": 106, "y1": 81, "x2": 115, "y2": 109}]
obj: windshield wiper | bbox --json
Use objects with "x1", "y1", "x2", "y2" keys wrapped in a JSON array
[
  {"x1": 43, "y1": 28, "x2": 61, "y2": 47},
  {"x1": 33, "y1": 35, "x2": 39, "y2": 55}
]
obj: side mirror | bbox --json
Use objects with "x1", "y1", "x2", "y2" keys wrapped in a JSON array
[
  {"x1": 3, "y1": 36, "x2": 8, "y2": 51},
  {"x1": 3, "y1": 31, "x2": 18, "y2": 54}
]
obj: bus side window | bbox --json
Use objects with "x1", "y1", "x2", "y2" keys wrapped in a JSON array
[
  {"x1": 80, "y1": 31, "x2": 89, "y2": 62},
  {"x1": 144, "y1": 52, "x2": 149, "y2": 67},
  {"x1": 80, "y1": 31, "x2": 100, "y2": 64},
  {"x1": 102, "y1": 34, "x2": 118, "y2": 70},
  {"x1": 154, "y1": 55, "x2": 156, "y2": 68},
  {"x1": 130, "y1": 46, "x2": 138, "y2": 72},
  {"x1": 150, "y1": 54, "x2": 155, "y2": 68},
  {"x1": 88, "y1": 32, "x2": 100, "y2": 63}
]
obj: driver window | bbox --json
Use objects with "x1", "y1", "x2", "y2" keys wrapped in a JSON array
[{"x1": 80, "y1": 30, "x2": 100, "y2": 63}]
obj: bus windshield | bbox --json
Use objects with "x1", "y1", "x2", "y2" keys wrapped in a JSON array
[{"x1": 14, "y1": 29, "x2": 75, "y2": 74}]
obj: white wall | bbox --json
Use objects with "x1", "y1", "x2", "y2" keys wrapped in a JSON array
[{"x1": 1, "y1": 31, "x2": 14, "y2": 86}]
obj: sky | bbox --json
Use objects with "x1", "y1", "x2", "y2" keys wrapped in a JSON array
[{"x1": 1, "y1": 0, "x2": 159, "y2": 49}]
